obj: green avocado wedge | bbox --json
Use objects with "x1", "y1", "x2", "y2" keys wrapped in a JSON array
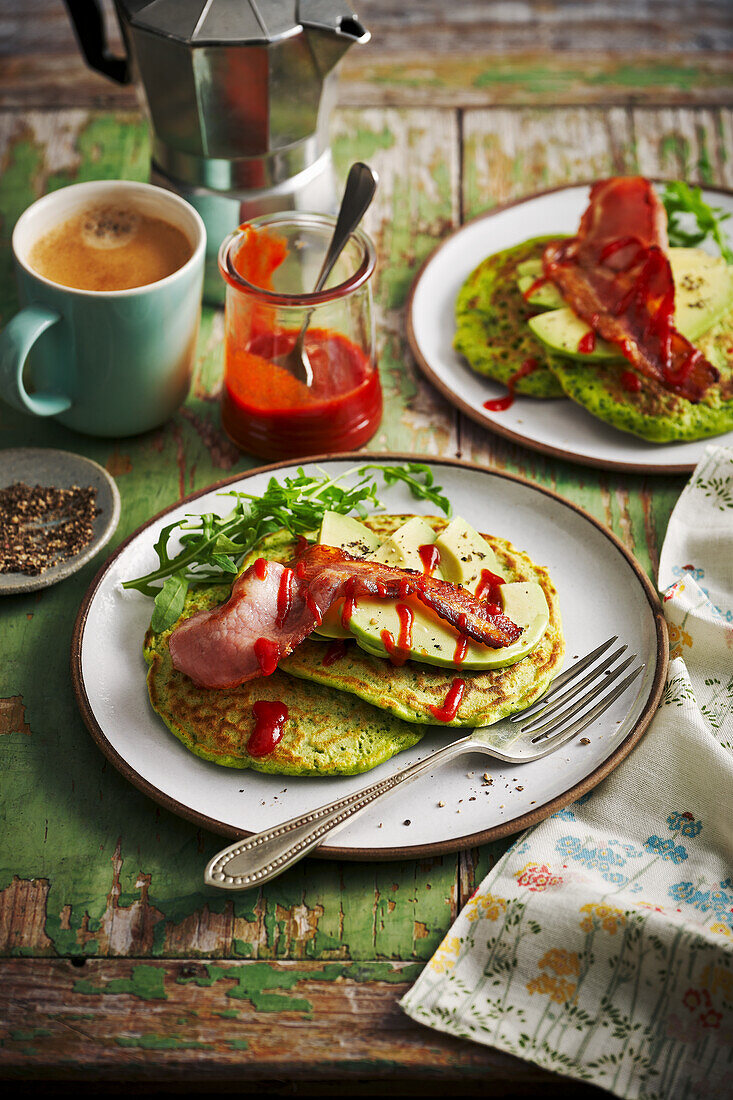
[{"x1": 453, "y1": 237, "x2": 566, "y2": 398}]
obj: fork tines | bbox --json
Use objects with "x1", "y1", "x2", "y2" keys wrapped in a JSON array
[{"x1": 511, "y1": 635, "x2": 644, "y2": 745}]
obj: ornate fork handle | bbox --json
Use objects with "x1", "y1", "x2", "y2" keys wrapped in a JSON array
[{"x1": 205, "y1": 735, "x2": 472, "y2": 889}]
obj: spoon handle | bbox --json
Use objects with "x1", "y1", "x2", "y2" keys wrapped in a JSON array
[{"x1": 312, "y1": 162, "x2": 379, "y2": 294}]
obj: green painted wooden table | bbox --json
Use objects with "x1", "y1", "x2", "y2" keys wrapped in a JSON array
[{"x1": 1, "y1": 4, "x2": 731, "y2": 1091}]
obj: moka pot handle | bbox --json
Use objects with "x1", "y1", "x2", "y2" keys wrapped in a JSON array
[{"x1": 63, "y1": 0, "x2": 130, "y2": 85}]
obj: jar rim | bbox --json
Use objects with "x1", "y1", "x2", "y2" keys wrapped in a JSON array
[{"x1": 218, "y1": 211, "x2": 376, "y2": 306}]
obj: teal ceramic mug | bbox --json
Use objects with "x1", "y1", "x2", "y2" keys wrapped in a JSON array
[{"x1": 0, "y1": 180, "x2": 206, "y2": 437}]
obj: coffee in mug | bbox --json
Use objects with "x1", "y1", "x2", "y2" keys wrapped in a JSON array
[
  {"x1": 28, "y1": 204, "x2": 193, "y2": 292},
  {"x1": 0, "y1": 180, "x2": 206, "y2": 437}
]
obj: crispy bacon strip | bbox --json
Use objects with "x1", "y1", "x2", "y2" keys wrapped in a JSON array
[
  {"x1": 294, "y1": 544, "x2": 522, "y2": 647},
  {"x1": 169, "y1": 546, "x2": 522, "y2": 689},
  {"x1": 543, "y1": 176, "x2": 720, "y2": 403}
]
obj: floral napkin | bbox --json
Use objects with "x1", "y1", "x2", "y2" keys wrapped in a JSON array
[{"x1": 401, "y1": 445, "x2": 733, "y2": 1100}]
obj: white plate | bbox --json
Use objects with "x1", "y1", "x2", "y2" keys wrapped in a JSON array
[
  {"x1": 408, "y1": 182, "x2": 733, "y2": 474},
  {"x1": 72, "y1": 455, "x2": 667, "y2": 859}
]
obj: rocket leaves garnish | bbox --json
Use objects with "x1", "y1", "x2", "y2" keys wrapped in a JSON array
[
  {"x1": 662, "y1": 181, "x2": 733, "y2": 264},
  {"x1": 124, "y1": 463, "x2": 451, "y2": 632}
]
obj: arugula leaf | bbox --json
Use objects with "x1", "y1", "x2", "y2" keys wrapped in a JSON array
[
  {"x1": 358, "y1": 462, "x2": 452, "y2": 517},
  {"x1": 124, "y1": 463, "x2": 451, "y2": 631},
  {"x1": 662, "y1": 181, "x2": 733, "y2": 264},
  {"x1": 150, "y1": 571, "x2": 189, "y2": 633}
]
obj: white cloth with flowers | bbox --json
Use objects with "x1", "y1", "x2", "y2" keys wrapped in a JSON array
[{"x1": 401, "y1": 444, "x2": 733, "y2": 1100}]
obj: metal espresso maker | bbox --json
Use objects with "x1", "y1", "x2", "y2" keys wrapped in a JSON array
[{"x1": 65, "y1": 0, "x2": 370, "y2": 301}]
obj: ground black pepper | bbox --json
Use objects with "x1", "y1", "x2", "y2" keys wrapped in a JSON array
[{"x1": 0, "y1": 481, "x2": 99, "y2": 575}]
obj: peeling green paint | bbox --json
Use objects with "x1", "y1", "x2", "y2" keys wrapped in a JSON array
[
  {"x1": 332, "y1": 124, "x2": 395, "y2": 167},
  {"x1": 116, "y1": 1034, "x2": 210, "y2": 1051},
  {"x1": 227, "y1": 1038, "x2": 250, "y2": 1050},
  {"x1": 73, "y1": 964, "x2": 167, "y2": 1001},
  {"x1": 214, "y1": 1009, "x2": 239, "y2": 1018},
  {"x1": 9, "y1": 1028, "x2": 52, "y2": 1040}
]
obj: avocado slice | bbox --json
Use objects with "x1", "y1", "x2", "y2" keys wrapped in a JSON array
[
  {"x1": 434, "y1": 516, "x2": 505, "y2": 588},
  {"x1": 314, "y1": 511, "x2": 383, "y2": 639},
  {"x1": 516, "y1": 260, "x2": 565, "y2": 311},
  {"x1": 527, "y1": 247, "x2": 733, "y2": 362},
  {"x1": 370, "y1": 516, "x2": 437, "y2": 571},
  {"x1": 318, "y1": 510, "x2": 382, "y2": 557},
  {"x1": 350, "y1": 581, "x2": 549, "y2": 671}
]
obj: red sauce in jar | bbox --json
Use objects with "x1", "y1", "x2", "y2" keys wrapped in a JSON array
[
  {"x1": 248, "y1": 701, "x2": 289, "y2": 757},
  {"x1": 429, "y1": 678, "x2": 466, "y2": 722},
  {"x1": 418, "y1": 543, "x2": 441, "y2": 576},
  {"x1": 483, "y1": 358, "x2": 539, "y2": 413},
  {"x1": 221, "y1": 225, "x2": 382, "y2": 460}
]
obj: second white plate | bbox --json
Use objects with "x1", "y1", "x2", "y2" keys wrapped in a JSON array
[{"x1": 408, "y1": 182, "x2": 733, "y2": 474}]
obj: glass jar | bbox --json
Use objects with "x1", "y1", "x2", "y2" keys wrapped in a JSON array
[{"x1": 218, "y1": 212, "x2": 382, "y2": 460}]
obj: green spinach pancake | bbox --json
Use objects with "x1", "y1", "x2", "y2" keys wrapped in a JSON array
[
  {"x1": 144, "y1": 516, "x2": 564, "y2": 775},
  {"x1": 453, "y1": 237, "x2": 565, "y2": 398},
  {"x1": 546, "y1": 306, "x2": 733, "y2": 443}
]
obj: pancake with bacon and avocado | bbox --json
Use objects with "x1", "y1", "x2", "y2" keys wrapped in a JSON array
[{"x1": 144, "y1": 514, "x2": 564, "y2": 775}]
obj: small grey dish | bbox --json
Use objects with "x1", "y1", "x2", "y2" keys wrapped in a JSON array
[{"x1": 0, "y1": 447, "x2": 121, "y2": 594}]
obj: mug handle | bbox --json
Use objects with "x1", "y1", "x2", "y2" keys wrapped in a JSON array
[{"x1": 0, "y1": 305, "x2": 73, "y2": 417}]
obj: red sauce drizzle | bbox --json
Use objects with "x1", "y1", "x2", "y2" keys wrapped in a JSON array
[
  {"x1": 396, "y1": 604, "x2": 414, "y2": 651},
  {"x1": 376, "y1": 581, "x2": 387, "y2": 598},
  {"x1": 620, "y1": 370, "x2": 642, "y2": 393},
  {"x1": 254, "y1": 557, "x2": 268, "y2": 580},
  {"x1": 254, "y1": 637, "x2": 279, "y2": 676},
  {"x1": 341, "y1": 578, "x2": 357, "y2": 628},
  {"x1": 398, "y1": 578, "x2": 410, "y2": 599},
  {"x1": 295, "y1": 561, "x2": 307, "y2": 579},
  {"x1": 429, "y1": 678, "x2": 466, "y2": 722},
  {"x1": 322, "y1": 640, "x2": 348, "y2": 666},
  {"x1": 304, "y1": 590, "x2": 323, "y2": 626},
  {"x1": 577, "y1": 330, "x2": 596, "y2": 354},
  {"x1": 418, "y1": 544, "x2": 441, "y2": 576},
  {"x1": 453, "y1": 635, "x2": 469, "y2": 665},
  {"x1": 474, "y1": 569, "x2": 505, "y2": 612},
  {"x1": 275, "y1": 568, "x2": 294, "y2": 627},
  {"x1": 522, "y1": 274, "x2": 548, "y2": 300},
  {"x1": 483, "y1": 357, "x2": 539, "y2": 413},
  {"x1": 380, "y1": 604, "x2": 415, "y2": 666},
  {"x1": 248, "y1": 701, "x2": 289, "y2": 757}
]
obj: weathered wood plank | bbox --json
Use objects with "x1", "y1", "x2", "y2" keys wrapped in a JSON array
[
  {"x1": 0, "y1": 958, "x2": 601, "y2": 1094},
  {"x1": 3, "y1": 2, "x2": 732, "y2": 109}
]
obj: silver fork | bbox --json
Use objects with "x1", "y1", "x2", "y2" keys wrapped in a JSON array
[{"x1": 205, "y1": 637, "x2": 643, "y2": 890}]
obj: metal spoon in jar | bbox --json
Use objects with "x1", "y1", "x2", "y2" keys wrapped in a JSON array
[{"x1": 276, "y1": 161, "x2": 378, "y2": 387}]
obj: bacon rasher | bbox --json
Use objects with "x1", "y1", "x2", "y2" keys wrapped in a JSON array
[
  {"x1": 543, "y1": 177, "x2": 720, "y2": 403},
  {"x1": 169, "y1": 545, "x2": 523, "y2": 689}
]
